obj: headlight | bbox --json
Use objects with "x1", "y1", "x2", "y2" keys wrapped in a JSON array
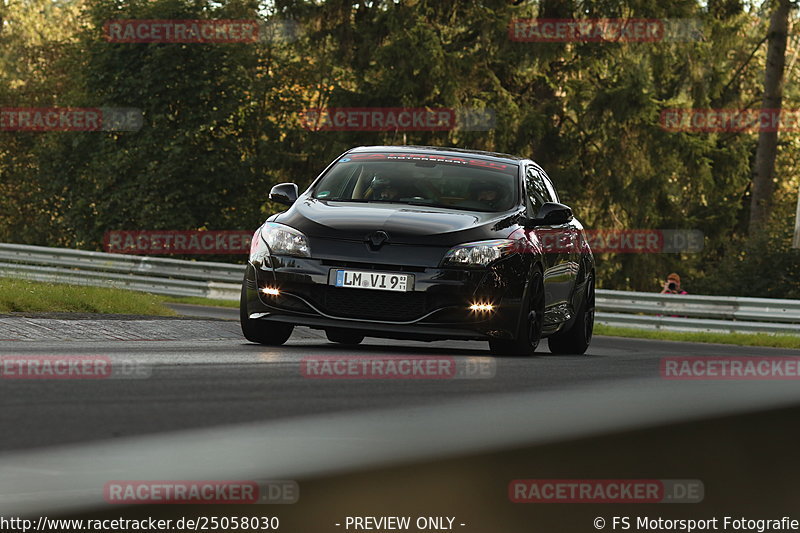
[
  {"x1": 249, "y1": 222, "x2": 311, "y2": 263},
  {"x1": 441, "y1": 239, "x2": 516, "y2": 267},
  {"x1": 250, "y1": 227, "x2": 269, "y2": 264}
]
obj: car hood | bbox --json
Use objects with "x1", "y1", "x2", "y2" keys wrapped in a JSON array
[{"x1": 275, "y1": 197, "x2": 520, "y2": 247}]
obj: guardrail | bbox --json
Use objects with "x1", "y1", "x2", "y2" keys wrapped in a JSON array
[
  {"x1": 1, "y1": 243, "x2": 798, "y2": 335},
  {"x1": 595, "y1": 290, "x2": 800, "y2": 335},
  {"x1": 0, "y1": 243, "x2": 243, "y2": 300}
]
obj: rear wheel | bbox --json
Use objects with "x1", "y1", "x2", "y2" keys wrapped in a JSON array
[
  {"x1": 240, "y1": 282, "x2": 293, "y2": 345},
  {"x1": 489, "y1": 270, "x2": 544, "y2": 356},
  {"x1": 325, "y1": 329, "x2": 365, "y2": 345},
  {"x1": 547, "y1": 273, "x2": 594, "y2": 355}
]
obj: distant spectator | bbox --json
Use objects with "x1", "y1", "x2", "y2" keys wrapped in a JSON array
[{"x1": 660, "y1": 273, "x2": 687, "y2": 295}]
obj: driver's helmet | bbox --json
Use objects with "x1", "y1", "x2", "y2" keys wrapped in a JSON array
[
  {"x1": 370, "y1": 174, "x2": 402, "y2": 199},
  {"x1": 470, "y1": 179, "x2": 503, "y2": 201},
  {"x1": 370, "y1": 175, "x2": 394, "y2": 192}
]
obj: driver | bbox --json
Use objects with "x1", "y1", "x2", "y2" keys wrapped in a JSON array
[
  {"x1": 370, "y1": 175, "x2": 401, "y2": 201},
  {"x1": 472, "y1": 180, "x2": 505, "y2": 208}
]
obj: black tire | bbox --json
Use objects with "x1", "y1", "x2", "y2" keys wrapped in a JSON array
[
  {"x1": 489, "y1": 270, "x2": 544, "y2": 356},
  {"x1": 547, "y1": 273, "x2": 594, "y2": 355},
  {"x1": 325, "y1": 329, "x2": 365, "y2": 345},
  {"x1": 240, "y1": 283, "x2": 293, "y2": 345}
]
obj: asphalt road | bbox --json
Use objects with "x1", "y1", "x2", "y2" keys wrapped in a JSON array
[{"x1": 2, "y1": 307, "x2": 799, "y2": 453}]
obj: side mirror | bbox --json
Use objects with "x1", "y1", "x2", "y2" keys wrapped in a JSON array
[
  {"x1": 269, "y1": 183, "x2": 299, "y2": 206},
  {"x1": 525, "y1": 202, "x2": 574, "y2": 227}
]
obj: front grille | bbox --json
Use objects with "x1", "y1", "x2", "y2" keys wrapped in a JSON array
[
  {"x1": 320, "y1": 286, "x2": 428, "y2": 322},
  {"x1": 320, "y1": 259, "x2": 426, "y2": 273}
]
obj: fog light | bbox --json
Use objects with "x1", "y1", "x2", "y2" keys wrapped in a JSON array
[
  {"x1": 261, "y1": 287, "x2": 280, "y2": 296},
  {"x1": 469, "y1": 302, "x2": 494, "y2": 312}
]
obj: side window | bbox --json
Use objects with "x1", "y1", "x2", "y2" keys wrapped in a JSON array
[
  {"x1": 524, "y1": 166, "x2": 548, "y2": 214},
  {"x1": 538, "y1": 169, "x2": 559, "y2": 203}
]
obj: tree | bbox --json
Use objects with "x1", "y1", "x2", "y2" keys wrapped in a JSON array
[{"x1": 748, "y1": 0, "x2": 791, "y2": 236}]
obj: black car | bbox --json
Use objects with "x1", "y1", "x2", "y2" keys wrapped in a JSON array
[{"x1": 241, "y1": 146, "x2": 595, "y2": 355}]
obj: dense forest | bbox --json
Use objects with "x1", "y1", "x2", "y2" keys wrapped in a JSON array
[{"x1": 1, "y1": 0, "x2": 798, "y2": 297}]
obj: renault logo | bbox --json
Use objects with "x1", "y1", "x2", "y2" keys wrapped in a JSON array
[{"x1": 366, "y1": 230, "x2": 390, "y2": 250}]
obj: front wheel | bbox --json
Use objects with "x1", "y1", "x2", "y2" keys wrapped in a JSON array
[
  {"x1": 547, "y1": 274, "x2": 594, "y2": 355},
  {"x1": 240, "y1": 282, "x2": 294, "y2": 345},
  {"x1": 489, "y1": 270, "x2": 544, "y2": 356}
]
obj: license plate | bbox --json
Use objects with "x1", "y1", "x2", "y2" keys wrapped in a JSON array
[{"x1": 333, "y1": 270, "x2": 413, "y2": 292}]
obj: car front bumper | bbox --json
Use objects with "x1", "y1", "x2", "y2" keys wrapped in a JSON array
[{"x1": 242, "y1": 252, "x2": 530, "y2": 342}]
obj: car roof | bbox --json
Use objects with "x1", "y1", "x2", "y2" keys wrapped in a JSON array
[{"x1": 347, "y1": 145, "x2": 526, "y2": 165}]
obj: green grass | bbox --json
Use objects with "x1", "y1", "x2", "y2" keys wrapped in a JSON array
[
  {"x1": 161, "y1": 295, "x2": 239, "y2": 308},
  {"x1": 0, "y1": 277, "x2": 176, "y2": 316},
  {"x1": 595, "y1": 324, "x2": 800, "y2": 349}
]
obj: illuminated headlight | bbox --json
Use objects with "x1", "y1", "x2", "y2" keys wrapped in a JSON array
[
  {"x1": 442, "y1": 239, "x2": 516, "y2": 267},
  {"x1": 249, "y1": 222, "x2": 311, "y2": 263},
  {"x1": 469, "y1": 302, "x2": 495, "y2": 312}
]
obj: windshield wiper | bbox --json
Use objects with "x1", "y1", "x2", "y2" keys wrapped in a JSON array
[
  {"x1": 323, "y1": 198, "x2": 370, "y2": 202},
  {"x1": 322, "y1": 198, "x2": 490, "y2": 212},
  {"x1": 403, "y1": 201, "x2": 490, "y2": 212}
]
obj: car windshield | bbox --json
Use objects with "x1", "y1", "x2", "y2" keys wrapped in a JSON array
[{"x1": 312, "y1": 152, "x2": 519, "y2": 212}]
